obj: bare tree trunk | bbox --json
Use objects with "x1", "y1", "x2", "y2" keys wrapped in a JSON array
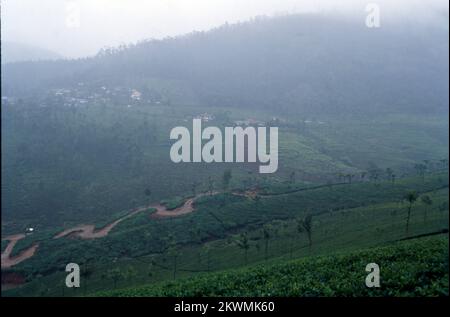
[
  {"x1": 406, "y1": 204, "x2": 412, "y2": 235},
  {"x1": 264, "y1": 240, "x2": 269, "y2": 262},
  {"x1": 307, "y1": 232, "x2": 312, "y2": 252},
  {"x1": 290, "y1": 238, "x2": 294, "y2": 259}
]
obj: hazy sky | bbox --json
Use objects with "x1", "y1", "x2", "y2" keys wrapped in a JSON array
[{"x1": 1, "y1": 0, "x2": 448, "y2": 58}]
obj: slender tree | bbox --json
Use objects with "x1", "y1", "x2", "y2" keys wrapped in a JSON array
[
  {"x1": 147, "y1": 260, "x2": 156, "y2": 278},
  {"x1": 235, "y1": 233, "x2": 250, "y2": 265},
  {"x1": 222, "y1": 169, "x2": 232, "y2": 191},
  {"x1": 404, "y1": 191, "x2": 418, "y2": 234},
  {"x1": 208, "y1": 176, "x2": 214, "y2": 195},
  {"x1": 144, "y1": 188, "x2": 152, "y2": 205},
  {"x1": 253, "y1": 194, "x2": 261, "y2": 209},
  {"x1": 262, "y1": 225, "x2": 272, "y2": 262},
  {"x1": 189, "y1": 226, "x2": 203, "y2": 264},
  {"x1": 289, "y1": 171, "x2": 296, "y2": 184},
  {"x1": 166, "y1": 234, "x2": 179, "y2": 279},
  {"x1": 420, "y1": 195, "x2": 433, "y2": 223},
  {"x1": 80, "y1": 262, "x2": 93, "y2": 296},
  {"x1": 202, "y1": 245, "x2": 212, "y2": 272},
  {"x1": 299, "y1": 214, "x2": 313, "y2": 252}
]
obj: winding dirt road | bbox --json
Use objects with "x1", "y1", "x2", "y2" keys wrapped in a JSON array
[
  {"x1": 1, "y1": 190, "x2": 240, "y2": 268},
  {"x1": 150, "y1": 200, "x2": 195, "y2": 219},
  {"x1": 151, "y1": 192, "x2": 217, "y2": 218},
  {"x1": 53, "y1": 205, "x2": 152, "y2": 239},
  {"x1": 1, "y1": 234, "x2": 39, "y2": 269},
  {"x1": 53, "y1": 193, "x2": 214, "y2": 239},
  {"x1": 1, "y1": 182, "x2": 369, "y2": 270}
]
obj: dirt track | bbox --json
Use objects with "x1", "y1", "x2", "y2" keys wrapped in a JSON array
[
  {"x1": 150, "y1": 200, "x2": 195, "y2": 218},
  {"x1": 54, "y1": 205, "x2": 149, "y2": 239},
  {"x1": 54, "y1": 192, "x2": 217, "y2": 239},
  {"x1": 1, "y1": 234, "x2": 39, "y2": 269},
  {"x1": 1, "y1": 190, "x2": 242, "y2": 268},
  {"x1": 151, "y1": 192, "x2": 218, "y2": 218}
]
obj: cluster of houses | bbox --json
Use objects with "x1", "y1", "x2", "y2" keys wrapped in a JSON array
[
  {"x1": 184, "y1": 113, "x2": 288, "y2": 127},
  {"x1": 234, "y1": 118, "x2": 265, "y2": 126},
  {"x1": 193, "y1": 113, "x2": 215, "y2": 122},
  {"x1": 186, "y1": 114, "x2": 284, "y2": 127},
  {"x1": 130, "y1": 89, "x2": 142, "y2": 101},
  {"x1": 3, "y1": 84, "x2": 167, "y2": 109}
]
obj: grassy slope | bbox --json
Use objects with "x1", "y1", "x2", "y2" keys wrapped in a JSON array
[
  {"x1": 2, "y1": 101, "x2": 448, "y2": 234},
  {"x1": 2, "y1": 173, "x2": 448, "y2": 296},
  {"x1": 97, "y1": 235, "x2": 449, "y2": 297}
]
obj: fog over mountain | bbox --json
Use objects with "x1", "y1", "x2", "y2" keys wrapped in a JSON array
[
  {"x1": 3, "y1": 12, "x2": 448, "y2": 116},
  {"x1": 1, "y1": 2, "x2": 449, "y2": 298},
  {"x1": 1, "y1": 41, "x2": 63, "y2": 64},
  {"x1": 1, "y1": 0, "x2": 448, "y2": 58}
]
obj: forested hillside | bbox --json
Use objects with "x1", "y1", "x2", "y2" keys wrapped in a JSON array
[{"x1": 3, "y1": 14, "x2": 448, "y2": 115}]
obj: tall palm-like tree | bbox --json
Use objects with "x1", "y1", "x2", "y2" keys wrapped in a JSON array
[
  {"x1": 300, "y1": 214, "x2": 313, "y2": 252},
  {"x1": 262, "y1": 225, "x2": 273, "y2": 262},
  {"x1": 404, "y1": 191, "x2": 418, "y2": 234},
  {"x1": 236, "y1": 233, "x2": 250, "y2": 265},
  {"x1": 253, "y1": 194, "x2": 261, "y2": 209},
  {"x1": 166, "y1": 234, "x2": 179, "y2": 279},
  {"x1": 144, "y1": 188, "x2": 151, "y2": 205}
]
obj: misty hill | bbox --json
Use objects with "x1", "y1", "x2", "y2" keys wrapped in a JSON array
[
  {"x1": 2, "y1": 14, "x2": 449, "y2": 115},
  {"x1": 1, "y1": 41, "x2": 63, "y2": 64}
]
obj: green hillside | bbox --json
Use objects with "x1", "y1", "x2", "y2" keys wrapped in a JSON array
[
  {"x1": 97, "y1": 235, "x2": 449, "y2": 297},
  {"x1": 1, "y1": 13, "x2": 448, "y2": 298},
  {"x1": 3, "y1": 172, "x2": 447, "y2": 297}
]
